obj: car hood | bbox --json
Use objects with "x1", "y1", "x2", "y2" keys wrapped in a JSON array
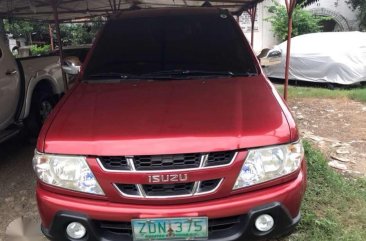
[{"x1": 42, "y1": 76, "x2": 292, "y2": 156}]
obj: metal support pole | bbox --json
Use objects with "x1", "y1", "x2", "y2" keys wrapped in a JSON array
[
  {"x1": 113, "y1": 0, "x2": 117, "y2": 12},
  {"x1": 0, "y1": 19, "x2": 7, "y2": 43},
  {"x1": 52, "y1": 1, "x2": 68, "y2": 91},
  {"x1": 284, "y1": 15, "x2": 292, "y2": 101},
  {"x1": 235, "y1": 15, "x2": 240, "y2": 23},
  {"x1": 49, "y1": 24, "x2": 54, "y2": 51},
  {"x1": 246, "y1": 4, "x2": 257, "y2": 48},
  {"x1": 283, "y1": 0, "x2": 296, "y2": 101}
]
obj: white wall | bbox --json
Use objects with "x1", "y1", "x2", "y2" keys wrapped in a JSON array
[
  {"x1": 305, "y1": 0, "x2": 360, "y2": 31},
  {"x1": 239, "y1": 0, "x2": 279, "y2": 54}
]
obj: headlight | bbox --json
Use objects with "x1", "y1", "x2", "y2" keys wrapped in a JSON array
[
  {"x1": 233, "y1": 141, "x2": 304, "y2": 190},
  {"x1": 33, "y1": 152, "x2": 104, "y2": 195}
]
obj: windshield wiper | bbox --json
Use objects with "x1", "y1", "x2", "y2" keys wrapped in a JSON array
[
  {"x1": 87, "y1": 72, "x2": 190, "y2": 81},
  {"x1": 142, "y1": 69, "x2": 257, "y2": 77},
  {"x1": 87, "y1": 70, "x2": 257, "y2": 81},
  {"x1": 88, "y1": 72, "x2": 141, "y2": 80}
]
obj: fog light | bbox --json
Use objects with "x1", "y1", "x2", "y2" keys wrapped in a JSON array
[
  {"x1": 255, "y1": 214, "x2": 274, "y2": 232},
  {"x1": 66, "y1": 222, "x2": 86, "y2": 239}
]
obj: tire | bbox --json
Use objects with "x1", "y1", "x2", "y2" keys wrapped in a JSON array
[{"x1": 25, "y1": 88, "x2": 57, "y2": 138}]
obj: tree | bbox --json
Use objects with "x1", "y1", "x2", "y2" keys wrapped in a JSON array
[
  {"x1": 347, "y1": 0, "x2": 366, "y2": 30},
  {"x1": 5, "y1": 18, "x2": 104, "y2": 47},
  {"x1": 4, "y1": 19, "x2": 48, "y2": 44},
  {"x1": 59, "y1": 18, "x2": 104, "y2": 46},
  {"x1": 266, "y1": 2, "x2": 329, "y2": 41}
]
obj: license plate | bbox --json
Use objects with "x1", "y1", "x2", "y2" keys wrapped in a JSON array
[{"x1": 131, "y1": 217, "x2": 208, "y2": 240}]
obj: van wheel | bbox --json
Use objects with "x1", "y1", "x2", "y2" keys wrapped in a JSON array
[{"x1": 26, "y1": 89, "x2": 57, "y2": 138}]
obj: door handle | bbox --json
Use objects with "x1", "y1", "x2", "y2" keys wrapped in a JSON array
[{"x1": 5, "y1": 69, "x2": 17, "y2": 76}]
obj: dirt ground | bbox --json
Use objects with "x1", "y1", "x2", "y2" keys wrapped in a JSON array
[
  {"x1": 289, "y1": 98, "x2": 366, "y2": 178},
  {"x1": 0, "y1": 138, "x2": 41, "y2": 241},
  {"x1": 0, "y1": 97, "x2": 365, "y2": 240}
]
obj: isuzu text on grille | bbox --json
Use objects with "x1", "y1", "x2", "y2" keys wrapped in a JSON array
[{"x1": 148, "y1": 174, "x2": 189, "y2": 183}]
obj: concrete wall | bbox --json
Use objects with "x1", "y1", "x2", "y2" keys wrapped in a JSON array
[
  {"x1": 239, "y1": 0, "x2": 278, "y2": 54},
  {"x1": 305, "y1": 0, "x2": 360, "y2": 31}
]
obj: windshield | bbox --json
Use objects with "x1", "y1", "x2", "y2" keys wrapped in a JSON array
[{"x1": 83, "y1": 13, "x2": 257, "y2": 80}]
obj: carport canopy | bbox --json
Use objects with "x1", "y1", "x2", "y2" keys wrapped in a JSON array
[
  {"x1": 0, "y1": 0, "x2": 319, "y2": 99},
  {"x1": 0, "y1": 0, "x2": 268, "y2": 22}
]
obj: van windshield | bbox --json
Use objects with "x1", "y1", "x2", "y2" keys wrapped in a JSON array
[{"x1": 83, "y1": 13, "x2": 257, "y2": 80}]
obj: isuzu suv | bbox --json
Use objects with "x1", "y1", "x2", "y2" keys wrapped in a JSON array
[{"x1": 33, "y1": 8, "x2": 306, "y2": 241}]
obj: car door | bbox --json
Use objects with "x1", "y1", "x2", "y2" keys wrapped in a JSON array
[{"x1": 0, "y1": 38, "x2": 20, "y2": 130}]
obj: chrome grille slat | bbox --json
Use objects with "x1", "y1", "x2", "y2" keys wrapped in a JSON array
[
  {"x1": 126, "y1": 157, "x2": 136, "y2": 171},
  {"x1": 200, "y1": 154, "x2": 209, "y2": 167}
]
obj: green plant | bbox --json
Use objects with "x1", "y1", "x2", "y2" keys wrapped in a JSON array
[
  {"x1": 60, "y1": 18, "x2": 104, "y2": 46},
  {"x1": 266, "y1": 2, "x2": 330, "y2": 41},
  {"x1": 4, "y1": 19, "x2": 48, "y2": 44},
  {"x1": 4, "y1": 18, "x2": 104, "y2": 48},
  {"x1": 347, "y1": 0, "x2": 366, "y2": 30},
  {"x1": 30, "y1": 44, "x2": 50, "y2": 56},
  {"x1": 291, "y1": 141, "x2": 366, "y2": 241},
  {"x1": 275, "y1": 85, "x2": 366, "y2": 103}
]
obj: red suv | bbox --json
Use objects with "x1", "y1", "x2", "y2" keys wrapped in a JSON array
[{"x1": 33, "y1": 8, "x2": 306, "y2": 241}]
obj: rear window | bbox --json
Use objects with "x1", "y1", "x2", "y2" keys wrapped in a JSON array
[{"x1": 83, "y1": 13, "x2": 257, "y2": 78}]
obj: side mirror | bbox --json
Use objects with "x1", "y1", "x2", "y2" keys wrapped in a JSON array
[
  {"x1": 257, "y1": 48, "x2": 282, "y2": 67},
  {"x1": 62, "y1": 56, "x2": 81, "y2": 75}
]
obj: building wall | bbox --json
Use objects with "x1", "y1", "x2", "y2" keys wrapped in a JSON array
[
  {"x1": 239, "y1": 0, "x2": 278, "y2": 53},
  {"x1": 305, "y1": 0, "x2": 360, "y2": 31},
  {"x1": 239, "y1": 0, "x2": 360, "y2": 53}
]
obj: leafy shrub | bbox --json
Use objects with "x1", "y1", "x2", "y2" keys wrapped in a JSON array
[
  {"x1": 30, "y1": 44, "x2": 51, "y2": 56},
  {"x1": 266, "y1": 2, "x2": 330, "y2": 41}
]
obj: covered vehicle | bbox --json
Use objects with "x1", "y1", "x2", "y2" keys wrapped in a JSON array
[{"x1": 264, "y1": 32, "x2": 366, "y2": 85}]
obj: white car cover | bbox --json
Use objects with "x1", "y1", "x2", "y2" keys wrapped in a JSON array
[{"x1": 264, "y1": 32, "x2": 366, "y2": 85}]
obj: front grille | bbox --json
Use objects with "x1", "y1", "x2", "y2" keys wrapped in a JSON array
[
  {"x1": 142, "y1": 182, "x2": 194, "y2": 196},
  {"x1": 95, "y1": 215, "x2": 241, "y2": 236},
  {"x1": 98, "y1": 151, "x2": 236, "y2": 171},
  {"x1": 205, "y1": 151, "x2": 236, "y2": 167},
  {"x1": 98, "y1": 156, "x2": 129, "y2": 171},
  {"x1": 198, "y1": 179, "x2": 221, "y2": 193},
  {"x1": 97, "y1": 220, "x2": 132, "y2": 235},
  {"x1": 116, "y1": 178, "x2": 222, "y2": 198},
  {"x1": 115, "y1": 184, "x2": 139, "y2": 196},
  {"x1": 134, "y1": 154, "x2": 201, "y2": 170},
  {"x1": 208, "y1": 215, "x2": 241, "y2": 232}
]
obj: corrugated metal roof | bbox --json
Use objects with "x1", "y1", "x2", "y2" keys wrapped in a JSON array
[
  {"x1": 0, "y1": 0, "x2": 263, "y2": 22},
  {"x1": 0, "y1": 0, "x2": 320, "y2": 22}
]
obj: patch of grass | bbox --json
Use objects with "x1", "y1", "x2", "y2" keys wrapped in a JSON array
[
  {"x1": 291, "y1": 141, "x2": 366, "y2": 241},
  {"x1": 275, "y1": 85, "x2": 366, "y2": 103}
]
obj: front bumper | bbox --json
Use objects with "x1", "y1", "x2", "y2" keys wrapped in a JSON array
[
  {"x1": 38, "y1": 165, "x2": 306, "y2": 241},
  {"x1": 42, "y1": 202, "x2": 300, "y2": 241}
]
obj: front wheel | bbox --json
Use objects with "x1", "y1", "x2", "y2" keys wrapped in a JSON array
[{"x1": 26, "y1": 88, "x2": 57, "y2": 138}]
